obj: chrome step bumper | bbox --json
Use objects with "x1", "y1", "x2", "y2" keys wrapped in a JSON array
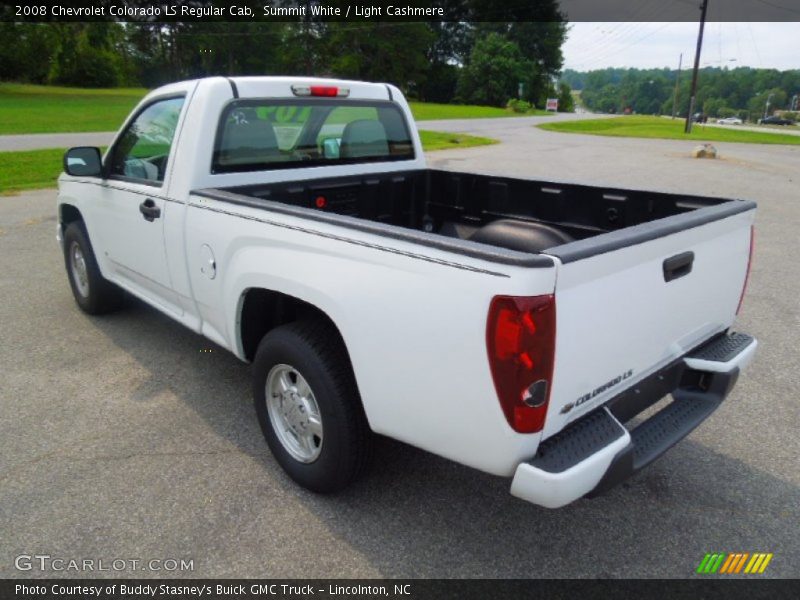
[{"x1": 510, "y1": 331, "x2": 756, "y2": 508}]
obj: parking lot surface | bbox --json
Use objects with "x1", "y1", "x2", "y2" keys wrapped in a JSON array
[{"x1": 1, "y1": 122, "x2": 798, "y2": 578}]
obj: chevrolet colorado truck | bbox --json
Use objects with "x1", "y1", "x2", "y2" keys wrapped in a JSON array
[{"x1": 57, "y1": 76, "x2": 757, "y2": 508}]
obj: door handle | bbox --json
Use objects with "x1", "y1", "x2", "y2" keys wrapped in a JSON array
[
  {"x1": 663, "y1": 251, "x2": 694, "y2": 282},
  {"x1": 139, "y1": 198, "x2": 161, "y2": 222}
]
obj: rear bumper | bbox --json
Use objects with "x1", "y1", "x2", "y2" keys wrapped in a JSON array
[{"x1": 510, "y1": 331, "x2": 756, "y2": 508}]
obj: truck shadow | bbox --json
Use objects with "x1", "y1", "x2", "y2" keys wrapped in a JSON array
[{"x1": 90, "y1": 297, "x2": 800, "y2": 579}]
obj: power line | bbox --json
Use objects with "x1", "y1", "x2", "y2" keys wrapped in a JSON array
[
  {"x1": 752, "y1": 0, "x2": 800, "y2": 16},
  {"x1": 747, "y1": 23, "x2": 763, "y2": 67},
  {"x1": 733, "y1": 22, "x2": 742, "y2": 65},
  {"x1": 568, "y1": 0, "x2": 698, "y2": 70},
  {"x1": 570, "y1": 22, "x2": 677, "y2": 70},
  {"x1": 564, "y1": 0, "x2": 696, "y2": 59},
  {"x1": 565, "y1": 1, "x2": 667, "y2": 56}
]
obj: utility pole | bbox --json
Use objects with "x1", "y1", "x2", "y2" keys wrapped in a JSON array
[
  {"x1": 684, "y1": 0, "x2": 709, "y2": 133},
  {"x1": 672, "y1": 53, "x2": 683, "y2": 119},
  {"x1": 763, "y1": 93, "x2": 774, "y2": 120}
]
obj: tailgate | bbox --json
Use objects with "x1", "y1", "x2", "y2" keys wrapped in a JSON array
[{"x1": 541, "y1": 202, "x2": 755, "y2": 439}]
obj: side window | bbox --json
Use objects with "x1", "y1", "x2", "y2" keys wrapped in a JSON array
[{"x1": 108, "y1": 97, "x2": 185, "y2": 184}]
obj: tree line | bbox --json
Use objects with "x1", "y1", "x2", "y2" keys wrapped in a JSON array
[
  {"x1": 0, "y1": 13, "x2": 574, "y2": 110},
  {"x1": 562, "y1": 67, "x2": 800, "y2": 121}
]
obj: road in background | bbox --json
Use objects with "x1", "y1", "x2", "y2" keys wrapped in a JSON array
[
  {"x1": 0, "y1": 112, "x2": 600, "y2": 152},
  {"x1": 704, "y1": 123, "x2": 800, "y2": 137},
  {"x1": 1, "y1": 124, "x2": 798, "y2": 578},
  {"x1": 0, "y1": 131, "x2": 116, "y2": 152}
]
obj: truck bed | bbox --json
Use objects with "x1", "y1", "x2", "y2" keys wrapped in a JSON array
[{"x1": 194, "y1": 169, "x2": 755, "y2": 266}]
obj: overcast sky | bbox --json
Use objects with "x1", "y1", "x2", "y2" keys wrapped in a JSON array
[{"x1": 563, "y1": 22, "x2": 800, "y2": 71}]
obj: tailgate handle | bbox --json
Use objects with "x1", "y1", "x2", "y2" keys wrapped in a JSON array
[{"x1": 663, "y1": 251, "x2": 694, "y2": 282}]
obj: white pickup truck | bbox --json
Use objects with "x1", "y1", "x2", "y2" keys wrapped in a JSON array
[{"x1": 57, "y1": 76, "x2": 757, "y2": 508}]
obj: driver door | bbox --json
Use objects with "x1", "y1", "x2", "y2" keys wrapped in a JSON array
[{"x1": 94, "y1": 96, "x2": 185, "y2": 315}]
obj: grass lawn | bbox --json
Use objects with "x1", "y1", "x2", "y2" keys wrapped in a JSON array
[
  {"x1": 0, "y1": 132, "x2": 495, "y2": 194},
  {"x1": 538, "y1": 115, "x2": 800, "y2": 146},
  {"x1": 418, "y1": 130, "x2": 497, "y2": 151},
  {"x1": 0, "y1": 148, "x2": 67, "y2": 193},
  {"x1": 0, "y1": 83, "x2": 146, "y2": 135},
  {"x1": 410, "y1": 101, "x2": 551, "y2": 120},
  {"x1": 0, "y1": 83, "x2": 550, "y2": 135}
]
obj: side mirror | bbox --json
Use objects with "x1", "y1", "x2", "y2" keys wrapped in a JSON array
[
  {"x1": 322, "y1": 137, "x2": 341, "y2": 160},
  {"x1": 64, "y1": 147, "x2": 103, "y2": 177}
]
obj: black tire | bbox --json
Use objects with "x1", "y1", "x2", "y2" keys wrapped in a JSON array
[
  {"x1": 63, "y1": 221, "x2": 124, "y2": 315},
  {"x1": 253, "y1": 320, "x2": 372, "y2": 493}
]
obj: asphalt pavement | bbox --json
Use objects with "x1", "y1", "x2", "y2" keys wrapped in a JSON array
[
  {"x1": 0, "y1": 112, "x2": 593, "y2": 151},
  {"x1": 1, "y1": 121, "x2": 798, "y2": 578},
  {"x1": 0, "y1": 131, "x2": 116, "y2": 152}
]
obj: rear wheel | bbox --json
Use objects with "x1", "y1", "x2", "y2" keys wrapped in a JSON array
[
  {"x1": 253, "y1": 320, "x2": 371, "y2": 492},
  {"x1": 63, "y1": 221, "x2": 124, "y2": 314}
]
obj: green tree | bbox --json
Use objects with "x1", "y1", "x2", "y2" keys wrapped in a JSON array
[
  {"x1": 748, "y1": 88, "x2": 788, "y2": 119},
  {"x1": 420, "y1": 2, "x2": 566, "y2": 104},
  {"x1": 561, "y1": 69, "x2": 586, "y2": 91},
  {"x1": 575, "y1": 66, "x2": 800, "y2": 120},
  {"x1": 557, "y1": 82, "x2": 575, "y2": 112},
  {"x1": 477, "y1": 22, "x2": 566, "y2": 81},
  {"x1": 474, "y1": 21, "x2": 567, "y2": 106},
  {"x1": 48, "y1": 23, "x2": 124, "y2": 87},
  {"x1": 703, "y1": 97, "x2": 725, "y2": 117},
  {"x1": 456, "y1": 33, "x2": 530, "y2": 107},
  {"x1": 322, "y1": 22, "x2": 434, "y2": 95},
  {"x1": 0, "y1": 24, "x2": 58, "y2": 83},
  {"x1": 420, "y1": 22, "x2": 472, "y2": 102}
]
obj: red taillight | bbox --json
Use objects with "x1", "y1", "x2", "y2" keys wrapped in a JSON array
[
  {"x1": 486, "y1": 295, "x2": 556, "y2": 433},
  {"x1": 310, "y1": 86, "x2": 339, "y2": 97},
  {"x1": 736, "y1": 226, "x2": 755, "y2": 315},
  {"x1": 315, "y1": 195, "x2": 327, "y2": 208},
  {"x1": 291, "y1": 84, "x2": 350, "y2": 98}
]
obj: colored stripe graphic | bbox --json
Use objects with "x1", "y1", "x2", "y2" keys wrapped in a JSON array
[
  {"x1": 745, "y1": 553, "x2": 774, "y2": 574},
  {"x1": 759, "y1": 554, "x2": 773, "y2": 573},
  {"x1": 699, "y1": 553, "x2": 726, "y2": 573},
  {"x1": 733, "y1": 553, "x2": 749, "y2": 573},
  {"x1": 700, "y1": 552, "x2": 773, "y2": 574},
  {"x1": 719, "y1": 553, "x2": 748, "y2": 574},
  {"x1": 697, "y1": 553, "x2": 713, "y2": 573},
  {"x1": 719, "y1": 554, "x2": 736, "y2": 574},
  {"x1": 745, "y1": 554, "x2": 761, "y2": 573}
]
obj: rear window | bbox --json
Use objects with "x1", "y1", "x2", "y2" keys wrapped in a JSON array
[{"x1": 211, "y1": 99, "x2": 414, "y2": 173}]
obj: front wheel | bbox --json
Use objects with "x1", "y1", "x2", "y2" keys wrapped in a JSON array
[
  {"x1": 253, "y1": 320, "x2": 372, "y2": 493},
  {"x1": 63, "y1": 221, "x2": 124, "y2": 314}
]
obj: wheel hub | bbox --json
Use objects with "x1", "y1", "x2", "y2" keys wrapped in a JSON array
[
  {"x1": 282, "y1": 391, "x2": 311, "y2": 432},
  {"x1": 69, "y1": 241, "x2": 90, "y2": 298},
  {"x1": 266, "y1": 364, "x2": 323, "y2": 463}
]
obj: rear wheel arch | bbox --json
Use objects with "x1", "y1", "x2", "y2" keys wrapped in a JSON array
[
  {"x1": 238, "y1": 287, "x2": 353, "y2": 365},
  {"x1": 237, "y1": 286, "x2": 374, "y2": 425}
]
